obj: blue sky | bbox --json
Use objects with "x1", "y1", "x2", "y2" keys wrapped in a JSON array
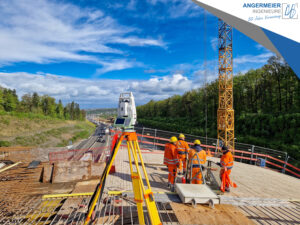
[{"x1": 0, "y1": 0, "x2": 274, "y2": 108}]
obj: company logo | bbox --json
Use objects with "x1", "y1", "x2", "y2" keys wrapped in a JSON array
[{"x1": 282, "y1": 3, "x2": 298, "y2": 19}]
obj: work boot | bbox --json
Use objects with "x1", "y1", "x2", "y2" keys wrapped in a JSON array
[
  {"x1": 225, "y1": 187, "x2": 230, "y2": 192},
  {"x1": 167, "y1": 183, "x2": 171, "y2": 188},
  {"x1": 170, "y1": 184, "x2": 175, "y2": 192}
]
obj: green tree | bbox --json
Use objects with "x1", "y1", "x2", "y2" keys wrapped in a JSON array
[
  {"x1": 41, "y1": 95, "x2": 56, "y2": 116},
  {"x1": 3, "y1": 89, "x2": 18, "y2": 111},
  {"x1": 19, "y1": 94, "x2": 33, "y2": 112},
  {"x1": 0, "y1": 89, "x2": 4, "y2": 111},
  {"x1": 56, "y1": 100, "x2": 64, "y2": 119}
]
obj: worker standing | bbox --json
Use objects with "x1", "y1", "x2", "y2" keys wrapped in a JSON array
[
  {"x1": 164, "y1": 136, "x2": 179, "y2": 190},
  {"x1": 188, "y1": 140, "x2": 206, "y2": 184},
  {"x1": 220, "y1": 146, "x2": 234, "y2": 192},
  {"x1": 176, "y1": 133, "x2": 190, "y2": 175}
]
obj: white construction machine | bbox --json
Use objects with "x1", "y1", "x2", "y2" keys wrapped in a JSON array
[{"x1": 113, "y1": 92, "x2": 137, "y2": 131}]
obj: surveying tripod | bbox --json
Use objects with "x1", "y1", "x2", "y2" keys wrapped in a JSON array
[{"x1": 84, "y1": 131, "x2": 161, "y2": 225}]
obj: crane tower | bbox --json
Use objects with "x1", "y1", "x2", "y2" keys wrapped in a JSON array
[{"x1": 217, "y1": 20, "x2": 234, "y2": 152}]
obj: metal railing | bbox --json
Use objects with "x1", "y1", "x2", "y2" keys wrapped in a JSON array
[{"x1": 134, "y1": 127, "x2": 300, "y2": 178}]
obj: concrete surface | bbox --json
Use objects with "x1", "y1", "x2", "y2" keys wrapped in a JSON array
[
  {"x1": 50, "y1": 161, "x2": 105, "y2": 183},
  {"x1": 105, "y1": 146, "x2": 300, "y2": 200}
]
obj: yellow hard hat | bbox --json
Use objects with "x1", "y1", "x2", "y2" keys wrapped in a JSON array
[
  {"x1": 194, "y1": 139, "x2": 201, "y2": 145},
  {"x1": 179, "y1": 133, "x2": 185, "y2": 139},
  {"x1": 170, "y1": 136, "x2": 178, "y2": 143}
]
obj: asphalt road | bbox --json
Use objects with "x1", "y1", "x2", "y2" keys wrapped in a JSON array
[{"x1": 72, "y1": 123, "x2": 110, "y2": 161}]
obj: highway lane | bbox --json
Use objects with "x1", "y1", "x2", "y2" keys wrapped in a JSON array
[{"x1": 72, "y1": 123, "x2": 111, "y2": 162}]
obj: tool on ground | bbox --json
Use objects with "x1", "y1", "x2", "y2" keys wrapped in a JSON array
[{"x1": 84, "y1": 93, "x2": 161, "y2": 225}]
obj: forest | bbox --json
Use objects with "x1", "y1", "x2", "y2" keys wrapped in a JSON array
[
  {"x1": 0, "y1": 87, "x2": 86, "y2": 120},
  {"x1": 137, "y1": 56, "x2": 300, "y2": 160}
]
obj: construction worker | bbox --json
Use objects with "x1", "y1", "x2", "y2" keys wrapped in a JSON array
[
  {"x1": 176, "y1": 133, "x2": 190, "y2": 175},
  {"x1": 188, "y1": 140, "x2": 206, "y2": 184},
  {"x1": 219, "y1": 145, "x2": 234, "y2": 192},
  {"x1": 164, "y1": 136, "x2": 179, "y2": 190}
]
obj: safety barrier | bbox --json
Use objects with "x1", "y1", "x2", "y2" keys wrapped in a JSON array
[
  {"x1": 134, "y1": 127, "x2": 300, "y2": 178},
  {"x1": 49, "y1": 134, "x2": 115, "y2": 163},
  {"x1": 49, "y1": 146, "x2": 108, "y2": 163},
  {"x1": 48, "y1": 127, "x2": 300, "y2": 178}
]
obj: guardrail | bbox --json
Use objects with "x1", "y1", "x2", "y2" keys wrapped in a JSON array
[
  {"x1": 49, "y1": 146, "x2": 109, "y2": 163},
  {"x1": 134, "y1": 127, "x2": 300, "y2": 178},
  {"x1": 48, "y1": 127, "x2": 300, "y2": 178},
  {"x1": 49, "y1": 135, "x2": 114, "y2": 163}
]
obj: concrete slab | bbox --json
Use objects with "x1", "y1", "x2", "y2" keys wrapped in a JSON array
[
  {"x1": 50, "y1": 161, "x2": 105, "y2": 183},
  {"x1": 42, "y1": 163, "x2": 53, "y2": 183},
  {"x1": 175, "y1": 183, "x2": 220, "y2": 205}
]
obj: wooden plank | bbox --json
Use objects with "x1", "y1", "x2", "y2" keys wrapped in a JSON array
[{"x1": 171, "y1": 202, "x2": 254, "y2": 225}]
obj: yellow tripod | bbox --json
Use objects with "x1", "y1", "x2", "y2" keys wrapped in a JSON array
[{"x1": 84, "y1": 131, "x2": 161, "y2": 225}]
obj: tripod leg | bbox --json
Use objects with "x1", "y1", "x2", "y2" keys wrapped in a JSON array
[
  {"x1": 84, "y1": 134, "x2": 124, "y2": 225},
  {"x1": 127, "y1": 141, "x2": 145, "y2": 225},
  {"x1": 132, "y1": 172, "x2": 145, "y2": 225},
  {"x1": 130, "y1": 138, "x2": 161, "y2": 225}
]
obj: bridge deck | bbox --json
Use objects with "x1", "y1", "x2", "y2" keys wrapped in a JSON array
[{"x1": 107, "y1": 146, "x2": 300, "y2": 199}]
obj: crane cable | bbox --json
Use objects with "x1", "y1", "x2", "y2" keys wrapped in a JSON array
[{"x1": 204, "y1": 9, "x2": 208, "y2": 148}]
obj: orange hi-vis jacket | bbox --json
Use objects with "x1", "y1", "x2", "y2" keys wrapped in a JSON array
[
  {"x1": 220, "y1": 151, "x2": 234, "y2": 169},
  {"x1": 188, "y1": 146, "x2": 207, "y2": 167},
  {"x1": 176, "y1": 140, "x2": 190, "y2": 159},
  {"x1": 164, "y1": 143, "x2": 179, "y2": 166}
]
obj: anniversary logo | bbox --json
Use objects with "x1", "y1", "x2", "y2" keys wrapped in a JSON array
[{"x1": 243, "y1": 2, "x2": 298, "y2": 21}]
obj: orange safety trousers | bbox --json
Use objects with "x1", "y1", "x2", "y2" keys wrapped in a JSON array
[
  {"x1": 168, "y1": 165, "x2": 177, "y2": 184},
  {"x1": 191, "y1": 167, "x2": 202, "y2": 184},
  {"x1": 220, "y1": 168, "x2": 231, "y2": 188},
  {"x1": 178, "y1": 157, "x2": 187, "y2": 172}
]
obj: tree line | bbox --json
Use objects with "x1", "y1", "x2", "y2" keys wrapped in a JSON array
[
  {"x1": 137, "y1": 56, "x2": 300, "y2": 160},
  {"x1": 0, "y1": 87, "x2": 86, "y2": 120}
]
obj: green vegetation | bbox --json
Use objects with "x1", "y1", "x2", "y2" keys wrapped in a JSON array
[
  {"x1": 137, "y1": 56, "x2": 300, "y2": 160},
  {"x1": 0, "y1": 88, "x2": 95, "y2": 148},
  {"x1": 0, "y1": 87, "x2": 86, "y2": 120},
  {"x1": 0, "y1": 113, "x2": 95, "y2": 148}
]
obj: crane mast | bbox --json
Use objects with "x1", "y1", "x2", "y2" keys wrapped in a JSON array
[{"x1": 217, "y1": 19, "x2": 234, "y2": 152}]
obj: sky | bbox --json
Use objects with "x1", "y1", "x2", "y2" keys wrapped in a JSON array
[{"x1": 0, "y1": 0, "x2": 274, "y2": 109}]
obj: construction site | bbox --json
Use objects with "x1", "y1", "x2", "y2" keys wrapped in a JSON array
[
  {"x1": 1, "y1": 85, "x2": 300, "y2": 225},
  {"x1": 0, "y1": 1, "x2": 300, "y2": 225}
]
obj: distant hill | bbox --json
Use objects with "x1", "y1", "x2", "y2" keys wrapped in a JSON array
[{"x1": 86, "y1": 108, "x2": 117, "y2": 116}]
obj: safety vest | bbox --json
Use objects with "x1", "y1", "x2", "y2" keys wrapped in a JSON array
[
  {"x1": 164, "y1": 143, "x2": 179, "y2": 166},
  {"x1": 220, "y1": 151, "x2": 234, "y2": 169},
  {"x1": 176, "y1": 140, "x2": 189, "y2": 156},
  {"x1": 189, "y1": 147, "x2": 206, "y2": 168}
]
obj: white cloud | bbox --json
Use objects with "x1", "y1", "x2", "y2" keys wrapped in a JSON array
[
  {"x1": 235, "y1": 52, "x2": 274, "y2": 65},
  {"x1": 0, "y1": 72, "x2": 197, "y2": 108},
  {"x1": 146, "y1": 0, "x2": 204, "y2": 19},
  {"x1": 94, "y1": 59, "x2": 143, "y2": 75},
  {"x1": 210, "y1": 37, "x2": 218, "y2": 51},
  {"x1": 0, "y1": 0, "x2": 166, "y2": 71},
  {"x1": 127, "y1": 0, "x2": 138, "y2": 10}
]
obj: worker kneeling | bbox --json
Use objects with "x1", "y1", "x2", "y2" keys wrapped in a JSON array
[
  {"x1": 164, "y1": 136, "x2": 179, "y2": 190},
  {"x1": 176, "y1": 133, "x2": 190, "y2": 175},
  {"x1": 188, "y1": 140, "x2": 206, "y2": 184}
]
